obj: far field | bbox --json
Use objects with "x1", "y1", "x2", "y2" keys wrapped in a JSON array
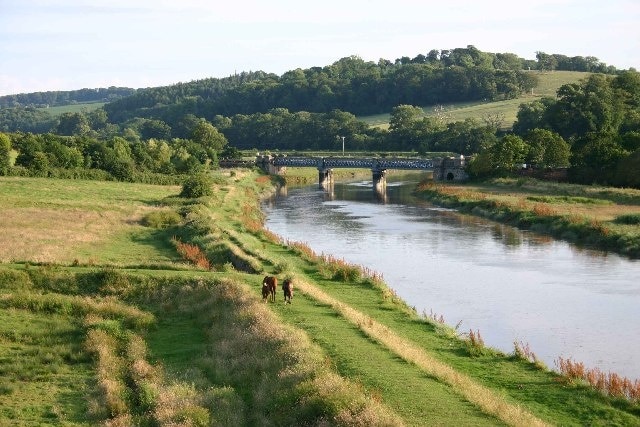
[
  {"x1": 38, "y1": 101, "x2": 105, "y2": 117},
  {"x1": 360, "y1": 70, "x2": 589, "y2": 130}
]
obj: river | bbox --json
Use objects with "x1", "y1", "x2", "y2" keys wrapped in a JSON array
[{"x1": 261, "y1": 176, "x2": 640, "y2": 381}]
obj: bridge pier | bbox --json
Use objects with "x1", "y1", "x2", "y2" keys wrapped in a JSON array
[
  {"x1": 372, "y1": 168, "x2": 387, "y2": 191},
  {"x1": 318, "y1": 168, "x2": 334, "y2": 188}
]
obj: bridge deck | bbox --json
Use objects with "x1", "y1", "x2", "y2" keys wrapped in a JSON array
[{"x1": 271, "y1": 156, "x2": 435, "y2": 171}]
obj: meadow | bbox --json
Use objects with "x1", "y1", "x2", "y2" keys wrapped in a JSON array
[
  {"x1": 359, "y1": 71, "x2": 588, "y2": 130},
  {"x1": 37, "y1": 102, "x2": 106, "y2": 117},
  {"x1": 1, "y1": 173, "x2": 639, "y2": 426}
]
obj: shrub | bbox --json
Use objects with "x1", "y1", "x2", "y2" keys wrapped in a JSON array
[
  {"x1": 142, "y1": 210, "x2": 182, "y2": 228},
  {"x1": 273, "y1": 261, "x2": 291, "y2": 274},
  {"x1": 614, "y1": 213, "x2": 640, "y2": 225},
  {"x1": 180, "y1": 173, "x2": 214, "y2": 198}
]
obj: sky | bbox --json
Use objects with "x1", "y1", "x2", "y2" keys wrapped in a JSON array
[{"x1": 1, "y1": 0, "x2": 639, "y2": 97}]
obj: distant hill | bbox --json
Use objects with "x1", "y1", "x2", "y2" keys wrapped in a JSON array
[
  {"x1": 0, "y1": 87, "x2": 135, "y2": 108},
  {"x1": 0, "y1": 47, "x2": 623, "y2": 135}
]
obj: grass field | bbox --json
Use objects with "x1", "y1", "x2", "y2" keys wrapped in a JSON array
[
  {"x1": 360, "y1": 71, "x2": 590, "y2": 130},
  {"x1": 37, "y1": 102, "x2": 106, "y2": 117},
  {"x1": 1, "y1": 173, "x2": 639, "y2": 425},
  {"x1": 0, "y1": 177, "x2": 181, "y2": 265}
]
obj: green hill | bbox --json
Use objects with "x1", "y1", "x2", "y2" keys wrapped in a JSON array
[{"x1": 360, "y1": 71, "x2": 590, "y2": 130}]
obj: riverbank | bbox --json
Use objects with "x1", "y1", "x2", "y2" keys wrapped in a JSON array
[
  {"x1": 414, "y1": 177, "x2": 640, "y2": 259},
  {"x1": 1, "y1": 173, "x2": 639, "y2": 425}
]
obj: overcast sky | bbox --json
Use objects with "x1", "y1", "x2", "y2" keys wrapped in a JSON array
[{"x1": 1, "y1": 0, "x2": 639, "y2": 96}]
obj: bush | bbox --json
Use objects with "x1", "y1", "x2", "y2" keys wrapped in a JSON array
[
  {"x1": 180, "y1": 173, "x2": 214, "y2": 198},
  {"x1": 614, "y1": 213, "x2": 640, "y2": 225},
  {"x1": 142, "y1": 210, "x2": 182, "y2": 228}
]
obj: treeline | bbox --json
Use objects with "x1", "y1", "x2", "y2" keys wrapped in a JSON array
[
  {"x1": 0, "y1": 87, "x2": 135, "y2": 108},
  {"x1": 100, "y1": 47, "x2": 622, "y2": 127},
  {"x1": 0, "y1": 118, "x2": 230, "y2": 183},
  {"x1": 0, "y1": 107, "x2": 55, "y2": 133},
  {"x1": 2, "y1": 71, "x2": 639, "y2": 187},
  {"x1": 0, "y1": 47, "x2": 623, "y2": 136}
]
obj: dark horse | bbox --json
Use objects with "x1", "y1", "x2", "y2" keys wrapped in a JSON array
[
  {"x1": 282, "y1": 279, "x2": 293, "y2": 304},
  {"x1": 262, "y1": 276, "x2": 277, "y2": 303}
]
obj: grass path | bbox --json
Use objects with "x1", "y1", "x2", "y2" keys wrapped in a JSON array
[
  {"x1": 283, "y1": 278, "x2": 547, "y2": 426},
  {"x1": 271, "y1": 286, "x2": 502, "y2": 426}
]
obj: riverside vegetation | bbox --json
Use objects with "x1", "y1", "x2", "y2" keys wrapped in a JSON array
[
  {"x1": 1, "y1": 171, "x2": 639, "y2": 426},
  {"x1": 414, "y1": 177, "x2": 640, "y2": 259}
]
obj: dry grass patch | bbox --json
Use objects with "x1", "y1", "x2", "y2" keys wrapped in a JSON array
[
  {"x1": 0, "y1": 177, "x2": 183, "y2": 264},
  {"x1": 0, "y1": 207, "x2": 120, "y2": 263}
]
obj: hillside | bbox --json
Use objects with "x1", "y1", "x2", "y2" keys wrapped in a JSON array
[
  {"x1": 1, "y1": 173, "x2": 638, "y2": 425},
  {"x1": 359, "y1": 71, "x2": 589, "y2": 130}
]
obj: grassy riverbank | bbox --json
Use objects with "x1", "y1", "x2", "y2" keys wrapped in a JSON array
[
  {"x1": 1, "y1": 173, "x2": 639, "y2": 425},
  {"x1": 414, "y1": 177, "x2": 640, "y2": 259}
]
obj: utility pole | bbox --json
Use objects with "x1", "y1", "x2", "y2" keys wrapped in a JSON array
[{"x1": 341, "y1": 136, "x2": 345, "y2": 155}]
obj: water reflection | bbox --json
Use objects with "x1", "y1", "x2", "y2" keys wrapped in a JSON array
[{"x1": 263, "y1": 179, "x2": 640, "y2": 380}]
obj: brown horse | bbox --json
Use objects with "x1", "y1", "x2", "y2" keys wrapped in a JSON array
[
  {"x1": 262, "y1": 276, "x2": 277, "y2": 302},
  {"x1": 282, "y1": 279, "x2": 293, "y2": 304}
]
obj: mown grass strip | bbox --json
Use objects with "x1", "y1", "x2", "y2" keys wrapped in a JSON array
[
  {"x1": 294, "y1": 279, "x2": 549, "y2": 427},
  {"x1": 272, "y1": 288, "x2": 501, "y2": 426}
]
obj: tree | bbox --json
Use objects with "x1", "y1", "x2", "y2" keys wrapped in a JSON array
[
  {"x1": 535, "y1": 51, "x2": 558, "y2": 72},
  {"x1": 0, "y1": 132, "x2": 11, "y2": 174},
  {"x1": 30, "y1": 151, "x2": 50, "y2": 176},
  {"x1": 139, "y1": 119, "x2": 172, "y2": 140},
  {"x1": 614, "y1": 149, "x2": 640, "y2": 188},
  {"x1": 524, "y1": 129, "x2": 570, "y2": 168},
  {"x1": 191, "y1": 121, "x2": 228, "y2": 152},
  {"x1": 512, "y1": 98, "x2": 555, "y2": 135},
  {"x1": 549, "y1": 75, "x2": 624, "y2": 140},
  {"x1": 490, "y1": 134, "x2": 528, "y2": 173},
  {"x1": 389, "y1": 105, "x2": 427, "y2": 150},
  {"x1": 570, "y1": 132, "x2": 629, "y2": 184},
  {"x1": 54, "y1": 112, "x2": 90, "y2": 136}
]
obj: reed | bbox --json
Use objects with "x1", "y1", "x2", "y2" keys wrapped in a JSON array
[
  {"x1": 513, "y1": 341, "x2": 542, "y2": 367},
  {"x1": 285, "y1": 239, "x2": 318, "y2": 261},
  {"x1": 424, "y1": 309, "x2": 446, "y2": 324},
  {"x1": 555, "y1": 357, "x2": 640, "y2": 402},
  {"x1": 171, "y1": 237, "x2": 211, "y2": 270},
  {"x1": 532, "y1": 203, "x2": 557, "y2": 217}
]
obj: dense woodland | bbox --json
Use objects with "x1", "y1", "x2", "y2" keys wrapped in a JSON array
[
  {"x1": 0, "y1": 87, "x2": 135, "y2": 108},
  {"x1": 0, "y1": 47, "x2": 638, "y2": 187}
]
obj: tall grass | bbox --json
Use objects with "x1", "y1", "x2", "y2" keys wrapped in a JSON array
[
  {"x1": 556, "y1": 357, "x2": 640, "y2": 403},
  {"x1": 84, "y1": 328, "x2": 129, "y2": 420},
  {"x1": 140, "y1": 275, "x2": 404, "y2": 425}
]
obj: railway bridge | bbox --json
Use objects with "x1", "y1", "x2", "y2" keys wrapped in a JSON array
[{"x1": 256, "y1": 155, "x2": 467, "y2": 189}]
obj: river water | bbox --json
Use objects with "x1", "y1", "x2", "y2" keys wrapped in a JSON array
[{"x1": 262, "y1": 177, "x2": 640, "y2": 381}]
